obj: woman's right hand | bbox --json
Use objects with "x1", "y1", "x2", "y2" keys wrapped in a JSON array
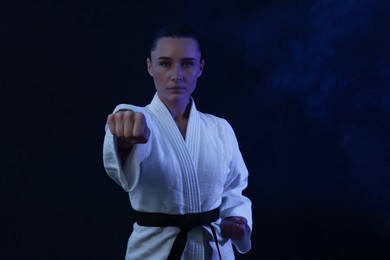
[{"x1": 107, "y1": 110, "x2": 150, "y2": 149}]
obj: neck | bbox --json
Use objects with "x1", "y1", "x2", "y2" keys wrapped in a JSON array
[{"x1": 161, "y1": 97, "x2": 192, "y2": 122}]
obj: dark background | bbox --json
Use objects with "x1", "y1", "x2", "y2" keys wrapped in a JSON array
[{"x1": 2, "y1": 0, "x2": 390, "y2": 259}]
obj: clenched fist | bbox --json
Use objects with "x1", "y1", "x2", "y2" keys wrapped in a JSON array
[
  {"x1": 221, "y1": 216, "x2": 247, "y2": 240},
  {"x1": 107, "y1": 110, "x2": 150, "y2": 149}
]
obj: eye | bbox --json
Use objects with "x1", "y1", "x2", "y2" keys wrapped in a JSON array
[
  {"x1": 182, "y1": 61, "x2": 195, "y2": 68},
  {"x1": 159, "y1": 61, "x2": 171, "y2": 67}
]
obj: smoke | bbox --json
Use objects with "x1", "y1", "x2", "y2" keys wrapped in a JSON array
[
  {"x1": 216, "y1": 0, "x2": 389, "y2": 117},
  {"x1": 214, "y1": 0, "x2": 390, "y2": 234}
]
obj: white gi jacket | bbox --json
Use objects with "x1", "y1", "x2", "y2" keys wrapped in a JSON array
[{"x1": 103, "y1": 93, "x2": 252, "y2": 259}]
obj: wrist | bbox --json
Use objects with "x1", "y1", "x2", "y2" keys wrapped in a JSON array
[{"x1": 117, "y1": 137, "x2": 133, "y2": 149}]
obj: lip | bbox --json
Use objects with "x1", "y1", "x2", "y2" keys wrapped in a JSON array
[{"x1": 167, "y1": 86, "x2": 185, "y2": 90}]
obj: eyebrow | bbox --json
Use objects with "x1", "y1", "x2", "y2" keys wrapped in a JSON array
[{"x1": 157, "y1": 57, "x2": 197, "y2": 61}]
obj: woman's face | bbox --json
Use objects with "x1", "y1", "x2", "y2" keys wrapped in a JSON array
[{"x1": 147, "y1": 37, "x2": 204, "y2": 106}]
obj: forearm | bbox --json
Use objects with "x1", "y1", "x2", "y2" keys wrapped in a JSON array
[{"x1": 118, "y1": 146, "x2": 132, "y2": 166}]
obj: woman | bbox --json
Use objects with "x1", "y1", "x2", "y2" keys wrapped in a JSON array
[{"x1": 103, "y1": 23, "x2": 252, "y2": 259}]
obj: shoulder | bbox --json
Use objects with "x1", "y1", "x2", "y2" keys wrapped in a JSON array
[
  {"x1": 199, "y1": 112, "x2": 227, "y2": 125},
  {"x1": 198, "y1": 111, "x2": 235, "y2": 135}
]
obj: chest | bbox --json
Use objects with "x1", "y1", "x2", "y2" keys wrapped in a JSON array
[
  {"x1": 141, "y1": 125, "x2": 231, "y2": 193},
  {"x1": 175, "y1": 118, "x2": 188, "y2": 140}
]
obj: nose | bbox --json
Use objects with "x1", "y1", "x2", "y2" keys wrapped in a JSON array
[{"x1": 170, "y1": 64, "x2": 183, "y2": 81}]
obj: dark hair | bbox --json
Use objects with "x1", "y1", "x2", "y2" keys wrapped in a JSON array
[{"x1": 150, "y1": 23, "x2": 202, "y2": 56}]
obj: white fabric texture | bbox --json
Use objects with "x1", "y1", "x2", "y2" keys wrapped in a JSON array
[{"x1": 103, "y1": 93, "x2": 252, "y2": 259}]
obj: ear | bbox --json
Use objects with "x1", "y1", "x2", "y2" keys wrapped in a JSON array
[
  {"x1": 197, "y1": 59, "x2": 205, "y2": 77},
  {"x1": 146, "y1": 58, "x2": 153, "y2": 76}
]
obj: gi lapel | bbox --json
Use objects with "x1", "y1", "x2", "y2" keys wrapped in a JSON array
[
  {"x1": 185, "y1": 96, "x2": 201, "y2": 171},
  {"x1": 147, "y1": 94, "x2": 202, "y2": 213}
]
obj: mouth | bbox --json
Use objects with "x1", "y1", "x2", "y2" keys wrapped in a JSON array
[{"x1": 167, "y1": 86, "x2": 185, "y2": 90}]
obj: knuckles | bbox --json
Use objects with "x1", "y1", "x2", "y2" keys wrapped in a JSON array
[
  {"x1": 133, "y1": 111, "x2": 144, "y2": 121},
  {"x1": 107, "y1": 109, "x2": 149, "y2": 144},
  {"x1": 221, "y1": 216, "x2": 247, "y2": 240}
]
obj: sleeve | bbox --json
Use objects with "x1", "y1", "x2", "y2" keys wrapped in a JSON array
[
  {"x1": 219, "y1": 122, "x2": 252, "y2": 254},
  {"x1": 102, "y1": 104, "x2": 151, "y2": 192}
]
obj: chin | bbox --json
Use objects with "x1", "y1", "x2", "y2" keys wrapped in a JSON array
[{"x1": 165, "y1": 93, "x2": 190, "y2": 103}]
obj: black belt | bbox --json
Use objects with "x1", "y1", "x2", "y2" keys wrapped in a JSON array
[{"x1": 135, "y1": 207, "x2": 222, "y2": 260}]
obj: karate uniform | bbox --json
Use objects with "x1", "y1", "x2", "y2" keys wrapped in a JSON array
[{"x1": 103, "y1": 93, "x2": 252, "y2": 259}]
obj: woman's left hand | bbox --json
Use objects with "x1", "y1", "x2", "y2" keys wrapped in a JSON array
[{"x1": 220, "y1": 216, "x2": 247, "y2": 240}]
